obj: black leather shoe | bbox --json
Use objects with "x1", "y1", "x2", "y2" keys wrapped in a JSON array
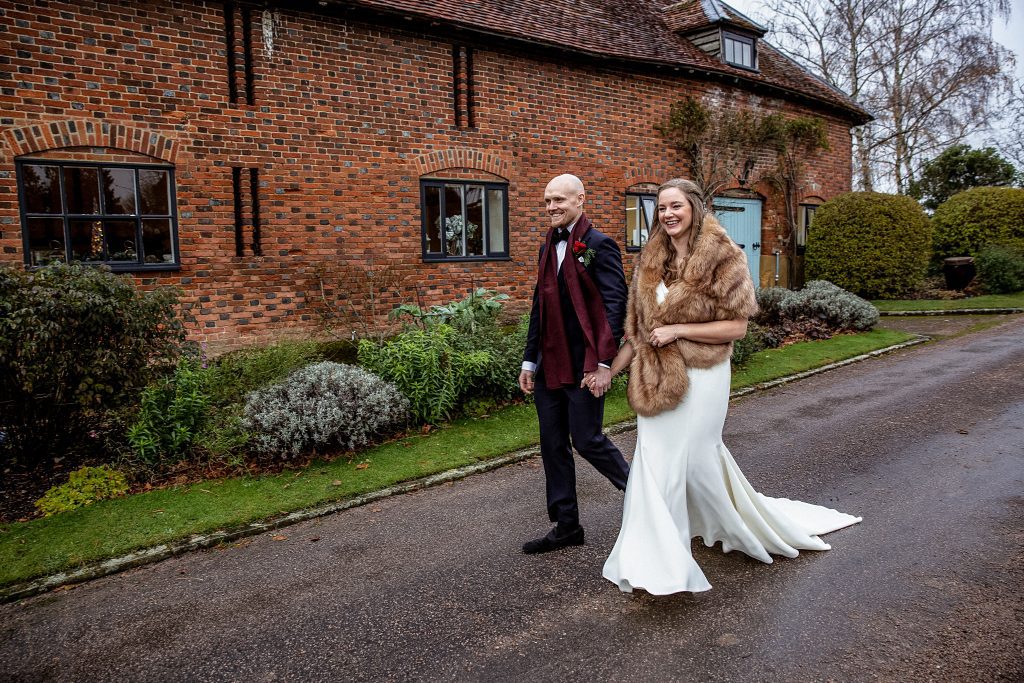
[{"x1": 522, "y1": 526, "x2": 585, "y2": 554}]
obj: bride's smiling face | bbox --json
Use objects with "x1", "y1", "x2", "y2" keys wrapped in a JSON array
[{"x1": 657, "y1": 187, "x2": 693, "y2": 239}]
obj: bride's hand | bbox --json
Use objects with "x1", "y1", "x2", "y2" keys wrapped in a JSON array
[{"x1": 649, "y1": 326, "x2": 677, "y2": 347}]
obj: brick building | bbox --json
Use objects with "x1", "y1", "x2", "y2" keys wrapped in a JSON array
[{"x1": 0, "y1": 0, "x2": 870, "y2": 349}]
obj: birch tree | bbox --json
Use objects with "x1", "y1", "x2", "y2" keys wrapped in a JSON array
[{"x1": 756, "y1": 0, "x2": 1012, "y2": 192}]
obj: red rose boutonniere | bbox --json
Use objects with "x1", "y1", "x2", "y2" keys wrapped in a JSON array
[{"x1": 573, "y1": 240, "x2": 596, "y2": 267}]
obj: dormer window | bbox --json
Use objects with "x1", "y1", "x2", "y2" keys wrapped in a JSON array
[{"x1": 723, "y1": 31, "x2": 756, "y2": 69}]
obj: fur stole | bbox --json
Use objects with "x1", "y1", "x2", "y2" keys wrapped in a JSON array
[{"x1": 626, "y1": 216, "x2": 758, "y2": 417}]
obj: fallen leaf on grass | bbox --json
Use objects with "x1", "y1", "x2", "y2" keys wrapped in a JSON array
[
  {"x1": 331, "y1": 480, "x2": 342, "y2": 486},
  {"x1": 356, "y1": 462, "x2": 370, "y2": 470}
]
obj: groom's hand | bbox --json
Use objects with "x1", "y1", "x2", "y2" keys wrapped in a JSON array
[
  {"x1": 519, "y1": 369, "x2": 535, "y2": 395},
  {"x1": 583, "y1": 366, "x2": 612, "y2": 397}
]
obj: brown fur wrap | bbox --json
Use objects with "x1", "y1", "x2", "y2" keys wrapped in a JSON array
[{"x1": 626, "y1": 216, "x2": 758, "y2": 417}]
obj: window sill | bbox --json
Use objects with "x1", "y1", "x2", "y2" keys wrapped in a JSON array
[
  {"x1": 25, "y1": 262, "x2": 183, "y2": 273},
  {"x1": 422, "y1": 255, "x2": 512, "y2": 263}
]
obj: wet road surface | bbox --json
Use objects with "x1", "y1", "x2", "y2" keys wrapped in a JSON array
[{"x1": 2, "y1": 317, "x2": 1022, "y2": 682}]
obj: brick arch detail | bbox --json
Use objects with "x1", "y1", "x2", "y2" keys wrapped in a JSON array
[
  {"x1": 412, "y1": 148, "x2": 510, "y2": 179},
  {"x1": 623, "y1": 167, "x2": 663, "y2": 187},
  {"x1": 3, "y1": 119, "x2": 179, "y2": 163}
]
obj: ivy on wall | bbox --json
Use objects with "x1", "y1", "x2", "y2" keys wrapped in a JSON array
[{"x1": 657, "y1": 96, "x2": 829, "y2": 247}]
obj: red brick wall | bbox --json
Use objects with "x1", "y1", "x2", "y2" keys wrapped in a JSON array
[{"x1": 0, "y1": 0, "x2": 856, "y2": 350}]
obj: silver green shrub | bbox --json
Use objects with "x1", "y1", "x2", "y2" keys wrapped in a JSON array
[
  {"x1": 754, "y1": 286, "x2": 792, "y2": 325},
  {"x1": 242, "y1": 362, "x2": 409, "y2": 460},
  {"x1": 777, "y1": 280, "x2": 879, "y2": 330}
]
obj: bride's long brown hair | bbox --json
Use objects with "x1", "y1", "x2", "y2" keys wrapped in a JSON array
[{"x1": 641, "y1": 178, "x2": 707, "y2": 284}]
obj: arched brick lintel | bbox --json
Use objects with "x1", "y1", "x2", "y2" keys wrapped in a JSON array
[
  {"x1": 623, "y1": 167, "x2": 663, "y2": 188},
  {"x1": 413, "y1": 148, "x2": 510, "y2": 180},
  {"x1": 3, "y1": 119, "x2": 179, "y2": 163}
]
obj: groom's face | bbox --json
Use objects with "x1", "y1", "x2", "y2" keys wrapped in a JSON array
[{"x1": 544, "y1": 180, "x2": 585, "y2": 229}]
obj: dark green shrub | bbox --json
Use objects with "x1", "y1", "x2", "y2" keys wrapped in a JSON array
[
  {"x1": 204, "y1": 340, "x2": 322, "y2": 408},
  {"x1": 731, "y1": 322, "x2": 782, "y2": 367},
  {"x1": 975, "y1": 244, "x2": 1024, "y2": 294},
  {"x1": 805, "y1": 192, "x2": 932, "y2": 299},
  {"x1": 458, "y1": 314, "x2": 530, "y2": 405},
  {"x1": 127, "y1": 356, "x2": 210, "y2": 468},
  {"x1": 358, "y1": 325, "x2": 492, "y2": 424},
  {"x1": 318, "y1": 338, "x2": 359, "y2": 365},
  {"x1": 243, "y1": 362, "x2": 409, "y2": 460},
  {"x1": 0, "y1": 264, "x2": 184, "y2": 468},
  {"x1": 34, "y1": 465, "x2": 130, "y2": 517},
  {"x1": 931, "y1": 187, "x2": 1024, "y2": 262}
]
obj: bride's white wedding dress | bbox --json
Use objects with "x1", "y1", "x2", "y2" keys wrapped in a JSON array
[{"x1": 602, "y1": 283, "x2": 862, "y2": 595}]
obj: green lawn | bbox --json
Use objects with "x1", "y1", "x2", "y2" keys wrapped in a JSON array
[
  {"x1": 0, "y1": 328, "x2": 918, "y2": 589},
  {"x1": 872, "y1": 291, "x2": 1024, "y2": 311}
]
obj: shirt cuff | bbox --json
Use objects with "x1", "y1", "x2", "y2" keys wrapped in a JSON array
[{"x1": 522, "y1": 361, "x2": 537, "y2": 372}]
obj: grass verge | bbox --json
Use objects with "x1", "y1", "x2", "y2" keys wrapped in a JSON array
[
  {"x1": 872, "y1": 292, "x2": 1024, "y2": 311},
  {"x1": 0, "y1": 329, "x2": 918, "y2": 589}
]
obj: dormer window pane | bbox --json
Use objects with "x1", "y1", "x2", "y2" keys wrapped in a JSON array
[{"x1": 723, "y1": 32, "x2": 755, "y2": 69}]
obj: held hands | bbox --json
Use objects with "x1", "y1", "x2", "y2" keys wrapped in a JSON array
[
  {"x1": 519, "y1": 369, "x2": 536, "y2": 395},
  {"x1": 581, "y1": 366, "x2": 612, "y2": 398},
  {"x1": 649, "y1": 325, "x2": 678, "y2": 348}
]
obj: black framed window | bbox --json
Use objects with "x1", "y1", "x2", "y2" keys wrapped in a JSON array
[
  {"x1": 625, "y1": 192, "x2": 655, "y2": 252},
  {"x1": 797, "y1": 204, "x2": 818, "y2": 255},
  {"x1": 421, "y1": 179, "x2": 509, "y2": 261},
  {"x1": 17, "y1": 160, "x2": 180, "y2": 270},
  {"x1": 723, "y1": 31, "x2": 756, "y2": 70}
]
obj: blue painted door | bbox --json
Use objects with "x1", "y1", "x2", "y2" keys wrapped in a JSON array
[{"x1": 712, "y1": 197, "x2": 762, "y2": 287}]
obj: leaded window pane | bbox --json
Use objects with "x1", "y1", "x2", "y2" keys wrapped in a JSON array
[
  {"x1": 102, "y1": 167, "x2": 137, "y2": 215},
  {"x1": 465, "y1": 185, "x2": 484, "y2": 256},
  {"x1": 444, "y1": 184, "x2": 465, "y2": 257},
  {"x1": 105, "y1": 220, "x2": 138, "y2": 261},
  {"x1": 424, "y1": 185, "x2": 442, "y2": 253},
  {"x1": 138, "y1": 169, "x2": 170, "y2": 215},
  {"x1": 64, "y1": 167, "x2": 101, "y2": 214},
  {"x1": 143, "y1": 219, "x2": 174, "y2": 263},
  {"x1": 23, "y1": 165, "x2": 62, "y2": 214},
  {"x1": 70, "y1": 220, "x2": 105, "y2": 261},
  {"x1": 487, "y1": 189, "x2": 506, "y2": 254},
  {"x1": 26, "y1": 217, "x2": 65, "y2": 265}
]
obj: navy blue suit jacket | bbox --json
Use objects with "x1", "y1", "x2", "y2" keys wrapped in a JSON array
[{"x1": 523, "y1": 226, "x2": 628, "y2": 380}]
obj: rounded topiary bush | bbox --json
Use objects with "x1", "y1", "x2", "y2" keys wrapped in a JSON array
[
  {"x1": 931, "y1": 187, "x2": 1024, "y2": 262},
  {"x1": 805, "y1": 192, "x2": 932, "y2": 299},
  {"x1": 242, "y1": 362, "x2": 410, "y2": 460}
]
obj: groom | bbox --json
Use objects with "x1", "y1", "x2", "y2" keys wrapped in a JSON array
[{"x1": 519, "y1": 173, "x2": 630, "y2": 554}]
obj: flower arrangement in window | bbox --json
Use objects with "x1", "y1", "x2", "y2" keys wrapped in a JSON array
[{"x1": 444, "y1": 214, "x2": 479, "y2": 257}]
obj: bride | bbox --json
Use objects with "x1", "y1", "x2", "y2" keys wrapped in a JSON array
[{"x1": 599, "y1": 178, "x2": 862, "y2": 595}]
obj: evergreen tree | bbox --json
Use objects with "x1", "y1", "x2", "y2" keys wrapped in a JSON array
[{"x1": 908, "y1": 144, "x2": 1018, "y2": 211}]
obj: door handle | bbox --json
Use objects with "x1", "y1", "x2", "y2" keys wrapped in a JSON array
[{"x1": 753, "y1": 242, "x2": 761, "y2": 250}]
